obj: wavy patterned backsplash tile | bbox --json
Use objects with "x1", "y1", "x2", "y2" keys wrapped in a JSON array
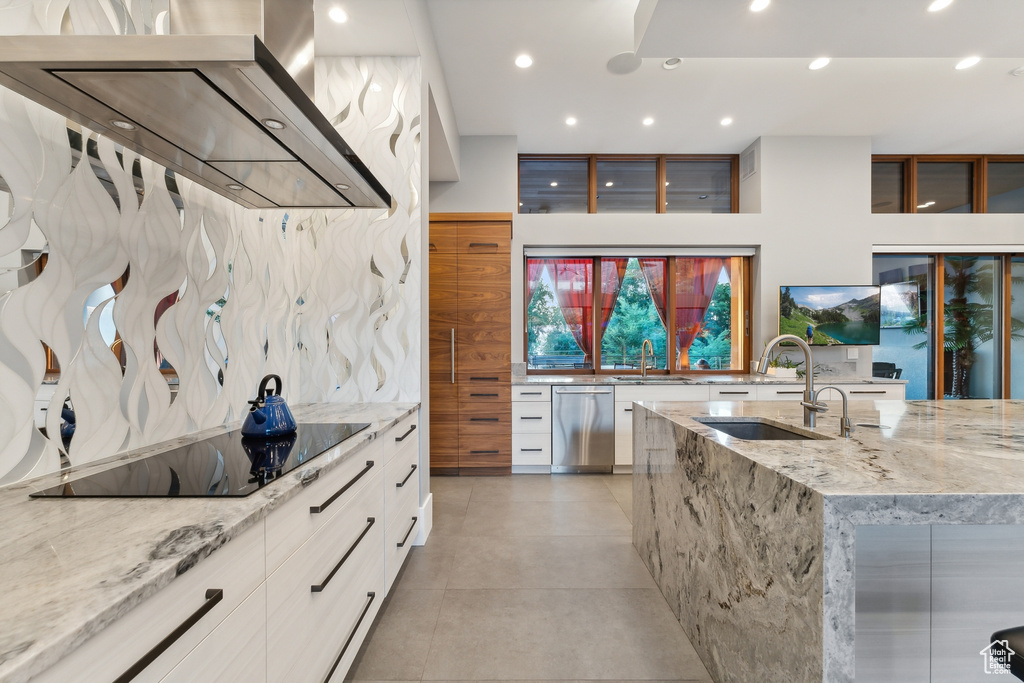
[{"x1": 0, "y1": 1, "x2": 421, "y2": 483}]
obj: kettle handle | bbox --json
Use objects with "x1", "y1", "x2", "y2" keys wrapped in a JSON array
[{"x1": 259, "y1": 374, "x2": 283, "y2": 399}]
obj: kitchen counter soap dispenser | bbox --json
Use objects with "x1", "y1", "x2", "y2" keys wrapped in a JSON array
[{"x1": 241, "y1": 374, "x2": 297, "y2": 438}]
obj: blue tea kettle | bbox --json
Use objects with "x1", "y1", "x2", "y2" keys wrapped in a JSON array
[{"x1": 241, "y1": 374, "x2": 297, "y2": 438}]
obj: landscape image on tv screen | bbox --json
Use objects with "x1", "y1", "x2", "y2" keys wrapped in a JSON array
[{"x1": 778, "y1": 285, "x2": 881, "y2": 346}]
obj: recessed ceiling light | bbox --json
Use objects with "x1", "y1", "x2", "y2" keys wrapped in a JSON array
[
  {"x1": 110, "y1": 119, "x2": 136, "y2": 130},
  {"x1": 720, "y1": 117, "x2": 733, "y2": 126},
  {"x1": 808, "y1": 57, "x2": 831, "y2": 70},
  {"x1": 750, "y1": 0, "x2": 770, "y2": 11},
  {"x1": 261, "y1": 118, "x2": 286, "y2": 129},
  {"x1": 927, "y1": 0, "x2": 953, "y2": 11},
  {"x1": 335, "y1": 183, "x2": 350, "y2": 191},
  {"x1": 227, "y1": 184, "x2": 243, "y2": 191},
  {"x1": 605, "y1": 181, "x2": 614, "y2": 187},
  {"x1": 642, "y1": 117, "x2": 654, "y2": 126},
  {"x1": 515, "y1": 54, "x2": 533, "y2": 69},
  {"x1": 565, "y1": 116, "x2": 577, "y2": 126},
  {"x1": 519, "y1": 202, "x2": 523, "y2": 206},
  {"x1": 369, "y1": 82, "x2": 381, "y2": 92},
  {"x1": 550, "y1": 181, "x2": 558, "y2": 187},
  {"x1": 663, "y1": 58, "x2": 683, "y2": 70},
  {"x1": 665, "y1": 181, "x2": 670, "y2": 186},
  {"x1": 956, "y1": 55, "x2": 981, "y2": 70},
  {"x1": 328, "y1": 7, "x2": 348, "y2": 23}
]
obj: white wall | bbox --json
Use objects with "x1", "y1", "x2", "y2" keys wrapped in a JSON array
[
  {"x1": 429, "y1": 136, "x2": 518, "y2": 214},
  {"x1": 451, "y1": 135, "x2": 1024, "y2": 374}
]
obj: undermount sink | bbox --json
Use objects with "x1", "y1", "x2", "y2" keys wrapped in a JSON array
[
  {"x1": 612, "y1": 376, "x2": 693, "y2": 384},
  {"x1": 694, "y1": 417, "x2": 828, "y2": 441}
]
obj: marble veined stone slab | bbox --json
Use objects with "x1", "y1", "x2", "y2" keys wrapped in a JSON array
[
  {"x1": 632, "y1": 399, "x2": 1024, "y2": 683},
  {"x1": 0, "y1": 402, "x2": 417, "y2": 683}
]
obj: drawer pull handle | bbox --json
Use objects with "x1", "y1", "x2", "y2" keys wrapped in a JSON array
[
  {"x1": 778, "y1": 391, "x2": 803, "y2": 395},
  {"x1": 311, "y1": 517, "x2": 375, "y2": 593},
  {"x1": 468, "y1": 242, "x2": 499, "y2": 247},
  {"x1": 113, "y1": 588, "x2": 223, "y2": 683},
  {"x1": 395, "y1": 424, "x2": 417, "y2": 442},
  {"x1": 470, "y1": 450, "x2": 499, "y2": 454},
  {"x1": 310, "y1": 461, "x2": 374, "y2": 514},
  {"x1": 323, "y1": 592, "x2": 376, "y2": 683},
  {"x1": 397, "y1": 517, "x2": 419, "y2": 548},
  {"x1": 851, "y1": 390, "x2": 887, "y2": 395},
  {"x1": 520, "y1": 416, "x2": 543, "y2": 420},
  {"x1": 471, "y1": 393, "x2": 499, "y2": 397},
  {"x1": 519, "y1": 391, "x2": 543, "y2": 396},
  {"x1": 521, "y1": 448, "x2": 543, "y2": 452},
  {"x1": 624, "y1": 408, "x2": 633, "y2": 412},
  {"x1": 470, "y1": 376, "x2": 500, "y2": 381},
  {"x1": 554, "y1": 389, "x2": 612, "y2": 395},
  {"x1": 718, "y1": 391, "x2": 749, "y2": 395},
  {"x1": 470, "y1": 417, "x2": 499, "y2": 422},
  {"x1": 397, "y1": 464, "x2": 418, "y2": 488}
]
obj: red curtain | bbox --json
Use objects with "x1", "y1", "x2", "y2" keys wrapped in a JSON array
[
  {"x1": 526, "y1": 259, "x2": 546, "y2": 306},
  {"x1": 549, "y1": 259, "x2": 594, "y2": 363},
  {"x1": 675, "y1": 258, "x2": 724, "y2": 369},
  {"x1": 600, "y1": 258, "x2": 630, "y2": 334},
  {"x1": 638, "y1": 258, "x2": 668, "y2": 327}
]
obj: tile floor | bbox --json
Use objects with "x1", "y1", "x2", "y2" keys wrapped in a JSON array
[{"x1": 346, "y1": 474, "x2": 713, "y2": 682}]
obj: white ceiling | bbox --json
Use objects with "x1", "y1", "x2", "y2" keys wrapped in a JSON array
[{"x1": 316, "y1": 0, "x2": 1024, "y2": 155}]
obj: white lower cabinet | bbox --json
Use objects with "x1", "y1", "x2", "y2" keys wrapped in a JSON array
[
  {"x1": 34, "y1": 410, "x2": 420, "y2": 683},
  {"x1": 512, "y1": 385, "x2": 552, "y2": 467},
  {"x1": 267, "y1": 469, "x2": 385, "y2": 683},
  {"x1": 34, "y1": 521, "x2": 266, "y2": 683},
  {"x1": 162, "y1": 584, "x2": 267, "y2": 683},
  {"x1": 756, "y1": 383, "x2": 905, "y2": 401},
  {"x1": 613, "y1": 384, "x2": 711, "y2": 467}
]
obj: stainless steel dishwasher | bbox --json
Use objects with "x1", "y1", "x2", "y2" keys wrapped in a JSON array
[{"x1": 551, "y1": 386, "x2": 614, "y2": 473}]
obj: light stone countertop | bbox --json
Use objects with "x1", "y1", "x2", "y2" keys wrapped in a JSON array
[
  {"x1": 514, "y1": 373, "x2": 906, "y2": 385},
  {"x1": 634, "y1": 398, "x2": 1024, "y2": 682},
  {"x1": 0, "y1": 402, "x2": 418, "y2": 683},
  {"x1": 640, "y1": 398, "x2": 1024, "y2": 497}
]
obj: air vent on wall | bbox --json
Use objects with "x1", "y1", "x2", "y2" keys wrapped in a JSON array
[{"x1": 739, "y1": 145, "x2": 758, "y2": 181}]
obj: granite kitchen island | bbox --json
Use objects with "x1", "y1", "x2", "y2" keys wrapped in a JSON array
[{"x1": 632, "y1": 399, "x2": 1024, "y2": 683}]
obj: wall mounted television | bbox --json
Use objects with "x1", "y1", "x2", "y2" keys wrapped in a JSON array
[{"x1": 778, "y1": 285, "x2": 881, "y2": 346}]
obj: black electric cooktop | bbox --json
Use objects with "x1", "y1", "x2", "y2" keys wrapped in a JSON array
[{"x1": 30, "y1": 422, "x2": 370, "y2": 498}]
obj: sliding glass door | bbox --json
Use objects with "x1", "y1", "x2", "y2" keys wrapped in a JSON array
[{"x1": 873, "y1": 255, "x2": 935, "y2": 400}]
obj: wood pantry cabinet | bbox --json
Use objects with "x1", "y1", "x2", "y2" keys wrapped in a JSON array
[{"x1": 428, "y1": 214, "x2": 512, "y2": 475}]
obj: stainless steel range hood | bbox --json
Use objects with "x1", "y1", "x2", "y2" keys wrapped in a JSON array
[{"x1": 0, "y1": 0, "x2": 391, "y2": 210}]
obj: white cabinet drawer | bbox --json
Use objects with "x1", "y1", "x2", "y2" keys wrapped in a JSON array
[
  {"x1": 614, "y1": 384, "x2": 711, "y2": 403},
  {"x1": 36, "y1": 522, "x2": 265, "y2": 683},
  {"x1": 512, "y1": 432, "x2": 551, "y2": 466},
  {"x1": 385, "y1": 441, "x2": 419, "y2": 530},
  {"x1": 755, "y1": 385, "x2": 807, "y2": 401},
  {"x1": 383, "y1": 411, "x2": 418, "y2": 464},
  {"x1": 709, "y1": 385, "x2": 756, "y2": 400},
  {"x1": 831, "y1": 384, "x2": 905, "y2": 400},
  {"x1": 512, "y1": 402, "x2": 551, "y2": 433},
  {"x1": 162, "y1": 583, "x2": 267, "y2": 683},
  {"x1": 267, "y1": 469, "x2": 384, "y2": 683},
  {"x1": 266, "y1": 439, "x2": 382, "y2": 573},
  {"x1": 512, "y1": 385, "x2": 551, "y2": 402},
  {"x1": 384, "y1": 499, "x2": 419, "y2": 593},
  {"x1": 614, "y1": 402, "x2": 635, "y2": 467}
]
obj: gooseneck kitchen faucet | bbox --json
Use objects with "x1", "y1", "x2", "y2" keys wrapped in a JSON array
[
  {"x1": 641, "y1": 339, "x2": 654, "y2": 378},
  {"x1": 757, "y1": 334, "x2": 817, "y2": 427}
]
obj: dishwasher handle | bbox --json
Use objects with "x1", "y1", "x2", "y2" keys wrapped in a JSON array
[{"x1": 554, "y1": 389, "x2": 612, "y2": 395}]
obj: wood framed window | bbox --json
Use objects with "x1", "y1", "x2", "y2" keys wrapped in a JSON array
[
  {"x1": 519, "y1": 154, "x2": 739, "y2": 214},
  {"x1": 525, "y1": 253, "x2": 751, "y2": 375},
  {"x1": 871, "y1": 155, "x2": 1024, "y2": 213}
]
